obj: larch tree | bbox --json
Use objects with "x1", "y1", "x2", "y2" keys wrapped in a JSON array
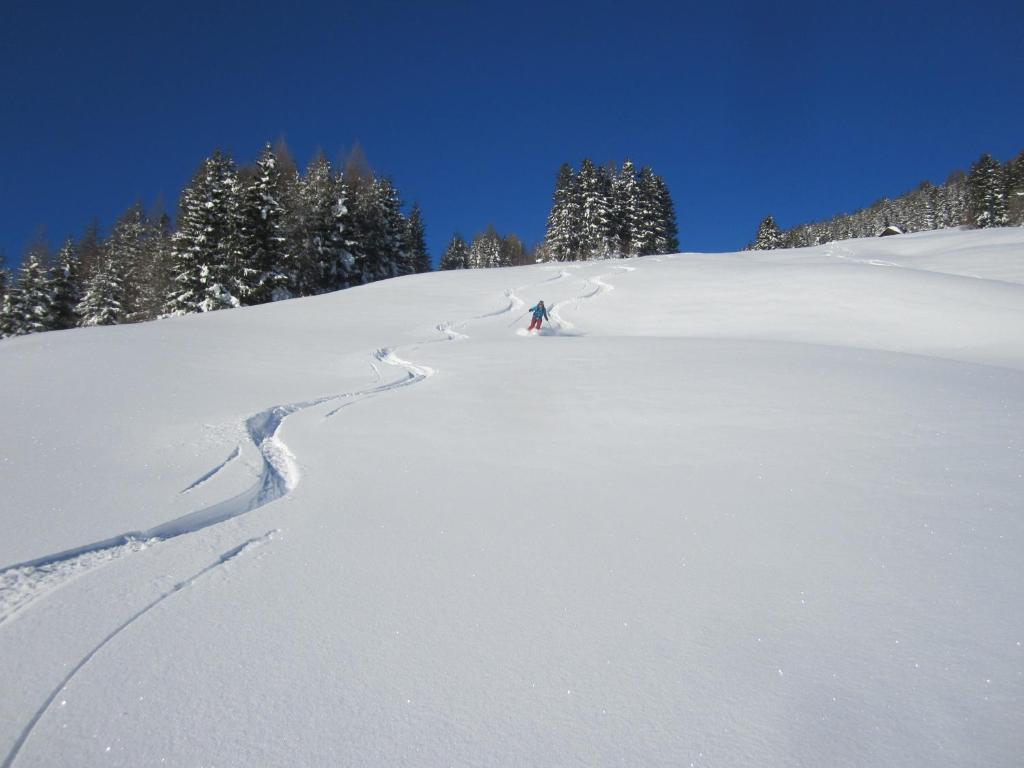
[
  {"x1": 499, "y1": 233, "x2": 528, "y2": 267},
  {"x1": 404, "y1": 204, "x2": 431, "y2": 274}
]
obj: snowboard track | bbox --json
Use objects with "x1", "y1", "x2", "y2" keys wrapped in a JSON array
[{"x1": 0, "y1": 531, "x2": 277, "y2": 768}]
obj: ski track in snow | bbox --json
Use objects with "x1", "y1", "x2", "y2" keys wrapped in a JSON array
[
  {"x1": 0, "y1": 264, "x2": 619, "y2": 625},
  {"x1": 179, "y1": 445, "x2": 241, "y2": 494},
  {"x1": 0, "y1": 283, "x2": 524, "y2": 624},
  {"x1": 549, "y1": 262, "x2": 637, "y2": 331},
  {"x1": 0, "y1": 266, "x2": 637, "y2": 763},
  {"x1": 825, "y1": 240, "x2": 1001, "y2": 280},
  {"x1": 0, "y1": 531, "x2": 277, "y2": 768}
]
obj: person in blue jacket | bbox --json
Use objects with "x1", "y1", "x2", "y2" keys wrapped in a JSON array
[{"x1": 528, "y1": 300, "x2": 549, "y2": 331}]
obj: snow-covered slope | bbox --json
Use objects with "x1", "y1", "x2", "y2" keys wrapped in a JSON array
[{"x1": 1, "y1": 228, "x2": 1022, "y2": 767}]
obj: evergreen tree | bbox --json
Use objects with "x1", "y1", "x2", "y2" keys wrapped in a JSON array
[
  {"x1": 377, "y1": 177, "x2": 409, "y2": 278},
  {"x1": 635, "y1": 166, "x2": 662, "y2": 256},
  {"x1": 654, "y1": 174, "x2": 679, "y2": 253},
  {"x1": 439, "y1": 233, "x2": 470, "y2": 270},
  {"x1": 0, "y1": 293, "x2": 15, "y2": 338},
  {"x1": 274, "y1": 142, "x2": 306, "y2": 291},
  {"x1": 1005, "y1": 150, "x2": 1024, "y2": 226},
  {"x1": 104, "y1": 202, "x2": 148, "y2": 321},
  {"x1": 12, "y1": 247, "x2": 57, "y2": 334},
  {"x1": 349, "y1": 175, "x2": 405, "y2": 284},
  {"x1": 611, "y1": 160, "x2": 641, "y2": 256},
  {"x1": 0, "y1": 252, "x2": 9, "y2": 307},
  {"x1": 0, "y1": 252, "x2": 13, "y2": 337},
  {"x1": 576, "y1": 158, "x2": 612, "y2": 259},
  {"x1": 468, "y1": 225, "x2": 502, "y2": 269},
  {"x1": 404, "y1": 204, "x2": 431, "y2": 273},
  {"x1": 49, "y1": 239, "x2": 83, "y2": 329},
  {"x1": 293, "y1": 153, "x2": 332, "y2": 295},
  {"x1": 166, "y1": 150, "x2": 243, "y2": 314},
  {"x1": 296, "y1": 155, "x2": 354, "y2": 294},
  {"x1": 966, "y1": 154, "x2": 1007, "y2": 228},
  {"x1": 76, "y1": 251, "x2": 123, "y2": 326},
  {"x1": 544, "y1": 163, "x2": 580, "y2": 261},
  {"x1": 752, "y1": 215, "x2": 784, "y2": 250},
  {"x1": 237, "y1": 144, "x2": 292, "y2": 304},
  {"x1": 0, "y1": 267, "x2": 21, "y2": 338}
]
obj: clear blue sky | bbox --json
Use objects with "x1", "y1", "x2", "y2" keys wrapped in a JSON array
[{"x1": 1, "y1": 0, "x2": 1022, "y2": 268}]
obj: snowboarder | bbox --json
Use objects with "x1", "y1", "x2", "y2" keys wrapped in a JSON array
[{"x1": 528, "y1": 301, "x2": 549, "y2": 332}]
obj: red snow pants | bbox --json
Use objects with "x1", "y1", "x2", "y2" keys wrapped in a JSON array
[{"x1": 529, "y1": 317, "x2": 543, "y2": 331}]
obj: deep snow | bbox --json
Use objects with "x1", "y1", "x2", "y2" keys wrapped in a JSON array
[{"x1": 1, "y1": 228, "x2": 1022, "y2": 766}]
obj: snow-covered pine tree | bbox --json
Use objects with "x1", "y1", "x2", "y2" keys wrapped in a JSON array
[
  {"x1": 1005, "y1": 150, "x2": 1024, "y2": 226},
  {"x1": 0, "y1": 294, "x2": 14, "y2": 338},
  {"x1": 237, "y1": 144, "x2": 292, "y2": 304},
  {"x1": 966, "y1": 154, "x2": 1008, "y2": 228},
  {"x1": 296, "y1": 153, "x2": 355, "y2": 294},
  {"x1": 377, "y1": 177, "x2": 408, "y2": 279},
  {"x1": 166, "y1": 150, "x2": 243, "y2": 314},
  {"x1": 752, "y1": 215, "x2": 784, "y2": 250},
  {"x1": 0, "y1": 254, "x2": 20, "y2": 337},
  {"x1": 349, "y1": 175, "x2": 405, "y2": 284},
  {"x1": 49, "y1": 239, "x2": 83, "y2": 329},
  {"x1": 439, "y1": 233, "x2": 470, "y2": 270},
  {"x1": 544, "y1": 163, "x2": 580, "y2": 261},
  {"x1": 576, "y1": 158, "x2": 612, "y2": 259},
  {"x1": 634, "y1": 166, "x2": 662, "y2": 256},
  {"x1": 0, "y1": 251, "x2": 15, "y2": 337},
  {"x1": 104, "y1": 202, "x2": 149, "y2": 321},
  {"x1": 611, "y1": 160, "x2": 641, "y2": 256},
  {"x1": 76, "y1": 250, "x2": 123, "y2": 326},
  {"x1": 12, "y1": 246, "x2": 57, "y2": 334},
  {"x1": 654, "y1": 174, "x2": 679, "y2": 254},
  {"x1": 405, "y1": 204, "x2": 431, "y2": 273},
  {"x1": 274, "y1": 143, "x2": 307, "y2": 292},
  {"x1": 904, "y1": 181, "x2": 937, "y2": 232},
  {"x1": 468, "y1": 225, "x2": 502, "y2": 269},
  {"x1": 327, "y1": 174, "x2": 355, "y2": 289}
]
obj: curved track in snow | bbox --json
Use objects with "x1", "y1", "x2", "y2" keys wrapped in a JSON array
[
  {"x1": 0, "y1": 531, "x2": 277, "y2": 768},
  {"x1": 549, "y1": 262, "x2": 637, "y2": 331},
  {"x1": 0, "y1": 263, "x2": 644, "y2": 765},
  {"x1": 0, "y1": 283, "x2": 519, "y2": 624}
]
